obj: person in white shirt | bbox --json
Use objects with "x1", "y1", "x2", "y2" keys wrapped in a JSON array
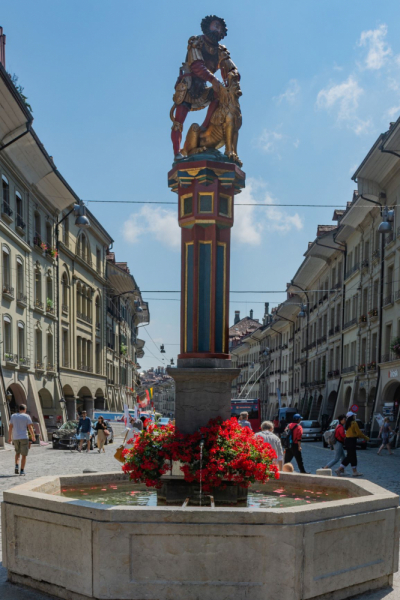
[
  {"x1": 8, "y1": 404, "x2": 36, "y2": 476},
  {"x1": 255, "y1": 421, "x2": 284, "y2": 470},
  {"x1": 123, "y1": 417, "x2": 143, "y2": 450}
]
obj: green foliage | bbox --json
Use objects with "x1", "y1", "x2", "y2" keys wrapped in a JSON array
[{"x1": 7, "y1": 72, "x2": 33, "y2": 113}]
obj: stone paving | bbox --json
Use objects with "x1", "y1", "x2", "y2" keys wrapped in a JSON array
[{"x1": 0, "y1": 440, "x2": 398, "y2": 599}]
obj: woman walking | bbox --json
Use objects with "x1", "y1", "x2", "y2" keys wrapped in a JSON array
[
  {"x1": 377, "y1": 417, "x2": 393, "y2": 455},
  {"x1": 335, "y1": 412, "x2": 369, "y2": 477},
  {"x1": 95, "y1": 416, "x2": 108, "y2": 453},
  {"x1": 323, "y1": 414, "x2": 346, "y2": 470}
]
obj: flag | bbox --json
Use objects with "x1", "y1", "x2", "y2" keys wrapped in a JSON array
[
  {"x1": 150, "y1": 387, "x2": 153, "y2": 399},
  {"x1": 145, "y1": 389, "x2": 150, "y2": 402}
]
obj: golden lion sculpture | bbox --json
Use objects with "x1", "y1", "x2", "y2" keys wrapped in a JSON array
[{"x1": 182, "y1": 74, "x2": 242, "y2": 167}]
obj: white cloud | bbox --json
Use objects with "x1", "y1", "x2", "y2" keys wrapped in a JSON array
[
  {"x1": 257, "y1": 129, "x2": 284, "y2": 154},
  {"x1": 233, "y1": 179, "x2": 303, "y2": 246},
  {"x1": 122, "y1": 205, "x2": 180, "y2": 249},
  {"x1": 275, "y1": 79, "x2": 300, "y2": 104},
  {"x1": 316, "y1": 76, "x2": 370, "y2": 134},
  {"x1": 387, "y1": 105, "x2": 400, "y2": 119},
  {"x1": 358, "y1": 24, "x2": 392, "y2": 70}
]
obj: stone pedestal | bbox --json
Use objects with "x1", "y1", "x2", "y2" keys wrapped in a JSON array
[{"x1": 167, "y1": 358, "x2": 240, "y2": 434}]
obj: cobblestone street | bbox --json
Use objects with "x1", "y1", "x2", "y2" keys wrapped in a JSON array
[{"x1": 0, "y1": 441, "x2": 399, "y2": 599}]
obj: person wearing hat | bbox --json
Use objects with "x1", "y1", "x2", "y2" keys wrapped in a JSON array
[
  {"x1": 283, "y1": 414, "x2": 308, "y2": 474},
  {"x1": 335, "y1": 411, "x2": 369, "y2": 477}
]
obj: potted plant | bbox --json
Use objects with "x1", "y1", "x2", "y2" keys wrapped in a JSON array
[
  {"x1": 47, "y1": 298, "x2": 54, "y2": 310},
  {"x1": 390, "y1": 337, "x2": 400, "y2": 358},
  {"x1": 358, "y1": 364, "x2": 366, "y2": 373},
  {"x1": 120, "y1": 343, "x2": 127, "y2": 356},
  {"x1": 359, "y1": 315, "x2": 367, "y2": 323}
]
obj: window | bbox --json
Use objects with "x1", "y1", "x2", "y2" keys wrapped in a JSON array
[
  {"x1": 95, "y1": 296, "x2": 100, "y2": 327},
  {"x1": 3, "y1": 316, "x2": 12, "y2": 355},
  {"x1": 181, "y1": 194, "x2": 193, "y2": 217},
  {"x1": 17, "y1": 258, "x2": 24, "y2": 302},
  {"x1": 335, "y1": 345, "x2": 340, "y2": 371},
  {"x1": 198, "y1": 193, "x2": 213, "y2": 213},
  {"x1": 77, "y1": 283, "x2": 82, "y2": 314},
  {"x1": 86, "y1": 288, "x2": 91, "y2": 320},
  {"x1": 2, "y1": 175, "x2": 9, "y2": 206},
  {"x1": 361, "y1": 337, "x2": 367, "y2": 365},
  {"x1": 386, "y1": 265, "x2": 394, "y2": 302},
  {"x1": 385, "y1": 324, "x2": 392, "y2": 357},
  {"x1": 63, "y1": 213, "x2": 69, "y2": 247},
  {"x1": 46, "y1": 221, "x2": 52, "y2": 247},
  {"x1": 362, "y1": 288, "x2": 368, "y2": 316},
  {"x1": 77, "y1": 336, "x2": 82, "y2": 367},
  {"x1": 34, "y1": 266, "x2": 42, "y2": 307},
  {"x1": 62, "y1": 329, "x2": 69, "y2": 367},
  {"x1": 62, "y1": 273, "x2": 68, "y2": 311},
  {"x1": 34, "y1": 212, "x2": 41, "y2": 241},
  {"x1": 35, "y1": 330, "x2": 42, "y2": 366},
  {"x1": 350, "y1": 341, "x2": 356, "y2": 367},
  {"x1": 96, "y1": 248, "x2": 101, "y2": 274},
  {"x1": 47, "y1": 334, "x2": 53, "y2": 369},
  {"x1": 96, "y1": 343, "x2": 101, "y2": 374},
  {"x1": 15, "y1": 192, "x2": 24, "y2": 229},
  {"x1": 18, "y1": 322, "x2": 25, "y2": 359},
  {"x1": 371, "y1": 332, "x2": 378, "y2": 363},
  {"x1": 46, "y1": 273, "x2": 53, "y2": 312},
  {"x1": 219, "y1": 195, "x2": 232, "y2": 217},
  {"x1": 2, "y1": 245, "x2": 10, "y2": 289}
]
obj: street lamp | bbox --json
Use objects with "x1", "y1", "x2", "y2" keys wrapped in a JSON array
[
  {"x1": 160, "y1": 344, "x2": 166, "y2": 353},
  {"x1": 298, "y1": 304, "x2": 307, "y2": 318},
  {"x1": 170, "y1": 358, "x2": 175, "y2": 366},
  {"x1": 378, "y1": 206, "x2": 395, "y2": 233}
]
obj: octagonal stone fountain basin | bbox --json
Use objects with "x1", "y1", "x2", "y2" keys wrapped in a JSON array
[{"x1": 2, "y1": 472, "x2": 399, "y2": 600}]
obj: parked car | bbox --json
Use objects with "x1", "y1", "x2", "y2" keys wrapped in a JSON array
[
  {"x1": 157, "y1": 417, "x2": 171, "y2": 426},
  {"x1": 300, "y1": 420, "x2": 323, "y2": 442},
  {"x1": 93, "y1": 420, "x2": 114, "y2": 444},
  {"x1": 323, "y1": 419, "x2": 368, "y2": 449},
  {"x1": 52, "y1": 420, "x2": 95, "y2": 450}
]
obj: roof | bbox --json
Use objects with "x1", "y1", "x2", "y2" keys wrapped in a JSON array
[
  {"x1": 229, "y1": 316, "x2": 262, "y2": 340},
  {"x1": 0, "y1": 63, "x2": 80, "y2": 213},
  {"x1": 352, "y1": 118, "x2": 400, "y2": 186},
  {"x1": 289, "y1": 228, "x2": 342, "y2": 290}
]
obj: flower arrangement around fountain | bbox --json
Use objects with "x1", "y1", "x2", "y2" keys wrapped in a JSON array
[{"x1": 122, "y1": 417, "x2": 279, "y2": 493}]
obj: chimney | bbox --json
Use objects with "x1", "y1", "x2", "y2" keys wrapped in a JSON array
[
  {"x1": 0, "y1": 27, "x2": 5, "y2": 68},
  {"x1": 234, "y1": 310, "x2": 240, "y2": 324},
  {"x1": 249, "y1": 309, "x2": 253, "y2": 319}
]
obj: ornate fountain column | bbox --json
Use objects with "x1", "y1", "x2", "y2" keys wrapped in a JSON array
[{"x1": 167, "y1": 157, "x2": 244, "y2": 433}]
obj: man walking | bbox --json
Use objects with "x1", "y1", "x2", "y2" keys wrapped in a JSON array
[
  {"x1": 255, "y1": 421, "x2": 284, "y2": 470},
  {"x1": 284, "y1": 413, "x2": 308, "y2": 474},
  {"x1": 77, "y1": 410, "x2": 92, "y2": 453},
  {"x1": 8, "y1": 404, "x2": 36, "y2": 475}
]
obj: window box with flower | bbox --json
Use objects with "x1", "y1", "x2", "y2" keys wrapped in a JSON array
[
  {"x1": 358, "y1": 364, "x2": 366, "y2": 374},
  {"x1": 390, "y1": 337, "x2": 400, "y2": 358}
]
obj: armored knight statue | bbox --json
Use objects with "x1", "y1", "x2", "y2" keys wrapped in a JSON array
[{"x1": 170, "y1": 15, "x2": 241, "y2": 163}]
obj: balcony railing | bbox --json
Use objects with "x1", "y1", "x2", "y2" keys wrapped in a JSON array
[
  {"x1": 46, "y1": 305, "x2": 55, "y2": 315},
  {"x1": 383, "y1": 294, "x2": 393, "y2": 307},
  {"x1": 384, "y1": 232, "x2": 394, "y2": 247},
  {"x1": 35, "y1": 361, "x2": 45, "y2": 371},
  {"x1": 78, "y1": 363, "x2": 93, "y2": 372},
  {"x1": 317, "y1": 335, "x2": 327, "y2": 344},
  {"x1": 343, "y1": 317, "x2": 357, "y2": 330},
  {"x1": 382, "y1": 353, "x2": 397, "y2": 363},
  {"x1": 369, "y1": 308, "x2": 378, "y2": 319},
  {"x1": 2, "y1": 202, "x2": 13, "y2": 219},
  {"x1": 18, "y1": 357, "x2": 30, "y2": 368},
  {"x1": 4, "y1": 353, "x2": 17, "y2": 364},
  {"x1": 335, "y1": 324, "x2": 340, "y2": 333},
  {"x1": 77, "y1": 311, "x2": 92, "y2": 324},
  {"x1": 34, "y1": 299, "x2": 44, "y2": 311},
  {"x1": 361, "y1": 259, "x2": 369, "y2": 270},
  {"x1": 367, "y1": 362, "x2": 377, "y2": 371},
  {"x1": 328, "y1": 327, "x2": 334, "y2": 336},
  {"x1": 342, "y1": 365, "x2": 355, "y2": 374},
  {"x1": 17, "y1": 292, "x2": 27, "y2": 306},
  {"x1": 62, "y1": 361, "x2": 70, "y2": 368},
  {"x1": 62, "y1": 304, "x2": 68, "y2": 314},
  {"x1": 344, "y1": 263, "x2": 360, "y2": 280},
  {"x1": 47, "y1": 363, "x2": 56, "y2": 372},
  {"x1": 2, "y1": 284, "x2": 14, "y2": 299},
  {"x1": 16, "y1": 214, "x2": 26, "y2": 230},
  {"x1": 372, "y1": 249, "x2": 380, "y2": 261}
]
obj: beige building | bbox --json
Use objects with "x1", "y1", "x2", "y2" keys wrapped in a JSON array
[{"x1": 0, "y1": 44, "x2": 149, "y2": 441}]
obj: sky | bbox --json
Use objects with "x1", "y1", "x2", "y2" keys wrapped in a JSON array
[{"x1": 3, "y1": 1, "x2": 400, "y2": 370}]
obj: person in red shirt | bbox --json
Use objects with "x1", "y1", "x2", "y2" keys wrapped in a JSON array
[
  {"x1": 284, "y1": 414, "x2": 308, "y2": 473},
  {"x1": 323, "y1": 414, "x2": 347, "y2": 470}
]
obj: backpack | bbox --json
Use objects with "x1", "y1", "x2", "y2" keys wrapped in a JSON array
[
  {"x1": 328, "y1": 428, "x2": 337, "y2": 447},
  {"x1": 282, "y1": 424, "x2": 298, "y2": 449}
]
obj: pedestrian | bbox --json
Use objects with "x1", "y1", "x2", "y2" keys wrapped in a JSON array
[
  {"x1": 76, "y1": 410, "x2": 92, "y2": 453},
  {"x1": 377, "y1": 417, "x2": 393, "y2": 455},
  {"x1": 335, "y1": 412, "x2": 369, "y2": 477},
  {"x1": 283, "y1": 413, "x2": 308, "y2": 474},
  {"x1": 124, "y1": 417, "x2": 143, "y2": 450},
  {"x1": 323, "y1": 414, "x2": 347, "y2": 470},
  {"x1": 238, "y1": 411, "x2": 252, "y2": 430},
  {"x1": 255, "y1": 420, "x2": 284, "y2": 470},
  {"x1": 8, "y1": 404, "x2": 36, "y2": 475},
  {"x1": 273, "y1": 415, "x2": 280, "y2": 432},
  {"x1": 95, "y1": 416, "x2": 108, "y2": 454}
]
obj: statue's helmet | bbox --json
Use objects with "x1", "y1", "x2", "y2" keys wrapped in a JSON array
[{"x1": 201, "y1": 15, "x2": 227, "y2": 43}]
